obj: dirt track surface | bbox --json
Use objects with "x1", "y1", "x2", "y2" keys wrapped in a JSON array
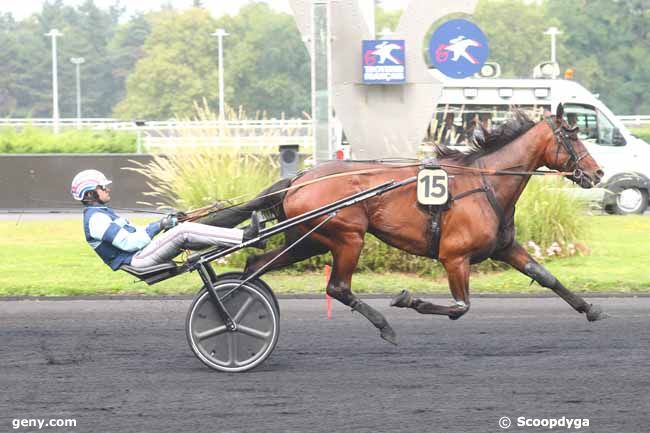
[{"x1": 1, "y1": 296, "x2": 649, "y2": 433}]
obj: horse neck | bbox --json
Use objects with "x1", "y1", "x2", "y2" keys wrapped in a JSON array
[{"x1": 479, "y1": 122, "x2": 550, "y2": 212}]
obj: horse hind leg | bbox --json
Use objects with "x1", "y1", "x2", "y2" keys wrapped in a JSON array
[
  {"x1": 326, "y1": 235, "x2": 398, "y2": 345},
  {"x1": 243, "y1": 235, "x2": 329, "y2": 277}
]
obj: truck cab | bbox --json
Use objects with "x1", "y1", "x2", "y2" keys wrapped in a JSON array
[{"x1": 429, "y1": 72, "x2": 650, "y2": 214}]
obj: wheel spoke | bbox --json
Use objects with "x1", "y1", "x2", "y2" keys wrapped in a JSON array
[
  {"x1": 195, "y1": 325, "x2": 227, "y2": 341},
  {"x1": 227, "y1": 332, "x2": 236, "y2": 366},
  {"x1": 238, "y1": 324, "x2": 271, "y2": 340},
  {"x1": 233, "y1": 296, "x2": 255, "y2": 323}
]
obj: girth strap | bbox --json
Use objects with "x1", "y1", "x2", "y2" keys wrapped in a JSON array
[
  {"x1": 450, "y1": 160, "x2": 507, "y2": 231},
  {"x1": 478, "y1": 160, "x2": 507, "y2": 230}
]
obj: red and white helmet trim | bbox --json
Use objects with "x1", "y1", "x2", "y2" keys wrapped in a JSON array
[{"x1": 70, "y1": 169, "x2": 112, "y2": 201}]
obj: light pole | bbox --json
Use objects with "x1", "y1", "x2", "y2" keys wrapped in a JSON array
[
  {"x1": 211, "y1": 28, "x2": 229, "y2": 122},
  {"x1": 45, "y1": 29, "x2": 63, "y2": 133},
  {"x1": 70, "y1": 57, "x2": 85, "y2": 128},
  {"x1": 311, "y1": 0, "x2": 332, "y2": 163},
  {"x1": 544, "y1": 26, "x2": 562, "y2": 65}
]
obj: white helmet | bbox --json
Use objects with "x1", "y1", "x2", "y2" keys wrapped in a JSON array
[{"x1": 71, "y1": 169, "x2": 112, "y2": 201}]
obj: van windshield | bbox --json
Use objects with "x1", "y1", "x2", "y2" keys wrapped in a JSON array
[
  {"x1": 564, "y1": 104, "x2": 621, "y2": 146},
  {"x1": 429, "y1": 104, "x2": 549, "y2": 146}
]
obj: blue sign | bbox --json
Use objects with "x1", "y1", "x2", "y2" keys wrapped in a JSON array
[
  {"x1": 362, "y1": 40, "x2": 406, "y2": 84},
  {"x1": 429, "y1": 19, "x2": 489, "y2": 79}
]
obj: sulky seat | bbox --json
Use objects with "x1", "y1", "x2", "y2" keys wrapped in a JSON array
[{"x1": 120, "y1": 262, "x2": 183, "y2": 285}]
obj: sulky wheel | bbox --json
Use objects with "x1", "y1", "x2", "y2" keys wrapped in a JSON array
[{"x1": 186, "y1": 278, "x2": 280, "y2": 372}]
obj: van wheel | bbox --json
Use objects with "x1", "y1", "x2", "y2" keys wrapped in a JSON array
[{"x1": 608, "y1": 187, "x2": 648, "y2": 214}]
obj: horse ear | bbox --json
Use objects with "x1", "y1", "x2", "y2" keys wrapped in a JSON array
[{"x1": 556, "y1": 103, "x2": 564, "y2": 122}]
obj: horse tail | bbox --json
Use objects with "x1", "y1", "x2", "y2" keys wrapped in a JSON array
[{"x1": 198, "y1": 178, "x2": 292, "y2": 228}]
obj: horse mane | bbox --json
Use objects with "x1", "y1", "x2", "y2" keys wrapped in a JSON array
[{"x1": 435, "y1": 110, "x2": 536, "y2": 165}]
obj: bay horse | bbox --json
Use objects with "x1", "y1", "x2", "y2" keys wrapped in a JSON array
[{"x1": 202, "y1": 105, "x2": 607, "y2": 344}]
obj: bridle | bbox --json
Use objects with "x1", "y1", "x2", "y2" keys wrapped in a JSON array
[{"x1": 546, "y1": 118, "x2": 590, "y2": 182}]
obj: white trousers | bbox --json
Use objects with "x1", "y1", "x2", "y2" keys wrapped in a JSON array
[{"x1": 130, "y1": 222, "x2": 243, "y2": 269}]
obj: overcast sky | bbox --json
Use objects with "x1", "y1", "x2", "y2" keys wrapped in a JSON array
[{"x1": 1, "y1": 0, "x2": 406, "y2": 20}]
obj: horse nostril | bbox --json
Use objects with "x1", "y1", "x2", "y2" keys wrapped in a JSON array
[{"x1": 596, "y1": 169, "x2": 604, "y2": 181}]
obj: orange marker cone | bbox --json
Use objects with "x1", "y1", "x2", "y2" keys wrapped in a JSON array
[{"x1": 324, "y1": 265, "x2": 332, "y2": 319}]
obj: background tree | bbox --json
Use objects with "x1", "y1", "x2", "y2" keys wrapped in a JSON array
[
  {"x1": 107, "y1": 13, "x2": 151, "y2": 110},
  {"x1": 0, "y1": 0, "x2": 126, "y2": 117},
  {"x1": 546, "y1": 0, "x2": 650, "y2": 114},
  {"x1": 473, "y1": 0, "x2": 565, "y2": 78},
  {"x1": 113, "y1": 8, "x2": 220, "y2": 119},
  {"x1": 216, "y1": 3, "x2": 310, "y2": 118},
  {"x1": 2, "y1": 0, "x2": 649, "y2": 119},
  {"x1": 0, "y1": 13, "x2": 50, "y2": 116},
  {"x1": 54, "y1": 0, "x2": 124, "y2": 117}
]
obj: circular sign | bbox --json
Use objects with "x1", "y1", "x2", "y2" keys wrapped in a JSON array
[{"x1": 429, "y1": 19, "x2": 489, "y2": 79}]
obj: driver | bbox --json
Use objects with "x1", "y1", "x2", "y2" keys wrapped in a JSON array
[{"x1": 71, "y1": 169, "x2": 263, "y2": 271}]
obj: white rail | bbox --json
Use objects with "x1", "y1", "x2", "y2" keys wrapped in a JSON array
[
  {"x1": 618, "y1": 115, "x2": 650, "y2": 127},
  {"x1": 144, "y1": 135, "x2": 313, "y2": 149},
  {"x1": 0, "y1": 117, "x2": 312, "y2": 130},
  {"x1": 0, "y1": 118, "x2": 119, "y2": 128}
]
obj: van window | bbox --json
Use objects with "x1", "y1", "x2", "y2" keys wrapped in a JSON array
[
  {"x1": 564, "y1": 104, "x2": 622, "y2": 147},
  {"x1": 429, "y1": 105, "x2": 548, "y2": 146}
]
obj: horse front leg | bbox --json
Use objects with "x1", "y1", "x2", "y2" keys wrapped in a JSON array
[
  {"x1": 493, "y1": 241, "x2": 608, "y2": 321},
  {"x1": 391, "y1": 255, "x2": 471, "y2": 320}
]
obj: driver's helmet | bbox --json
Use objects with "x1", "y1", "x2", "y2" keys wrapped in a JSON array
[{"x1": 71, "y1": 169, "x2": 112, "y2": 201}]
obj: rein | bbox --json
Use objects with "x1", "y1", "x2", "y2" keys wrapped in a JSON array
[{"x1": 181, "y1": 161, "x2": 574, "y2": 222}]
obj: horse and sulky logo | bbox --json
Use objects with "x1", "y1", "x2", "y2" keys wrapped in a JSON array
[
  {"x1": 429, "y1": 19, "x2": 489, "y2": 79},
  {"x1": 362, "y1": 39, "x2": 406, "y2": 84}
]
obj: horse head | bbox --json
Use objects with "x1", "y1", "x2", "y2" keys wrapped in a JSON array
[{"x1": 542, "y1": 104, "x2": 604, "y2": 188}]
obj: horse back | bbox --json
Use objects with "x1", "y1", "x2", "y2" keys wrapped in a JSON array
[{"x1": 284, "y1": 161, "x2": 433, "y2": 256}]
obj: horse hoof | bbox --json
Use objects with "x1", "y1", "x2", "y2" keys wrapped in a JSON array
[
  {"x1": 390, "y1": 290, "x2": 413, "y2": 308},
  {"x1": 380, "y1": 326, "x2": 398, "y2": 346},
  {"x1": 586, "y1": 304, "x2": 609, "y2": 322}
]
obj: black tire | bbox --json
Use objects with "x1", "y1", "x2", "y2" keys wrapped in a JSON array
[
  {"x1": 186, "y1": 278, "x2": 280, "y2": 372},
  {"x1": 606, "y1": 187, "x2": 649, "y2": 215},
  {"x1": 212, "y1": 271, "x2": 280, "y2": 314}
]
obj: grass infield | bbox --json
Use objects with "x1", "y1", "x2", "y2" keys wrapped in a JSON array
[{"x1": 1, "y1": 215, "x2": 649, "y2": 297}]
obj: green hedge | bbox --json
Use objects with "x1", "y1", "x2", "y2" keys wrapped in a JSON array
[
  {"x1": 222, "y1": 177, "x2": 585, "y2": 275},
  {"x1": 0, "y1": 126, "x2": 137, "y2": 153}
]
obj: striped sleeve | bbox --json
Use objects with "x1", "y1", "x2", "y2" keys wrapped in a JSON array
[
  {"x1": 145, "y1": 220, "x2": 163, "y2": 238},
  {"x1": 112, "y1": 227, "x2": 152, "y2": 252}
]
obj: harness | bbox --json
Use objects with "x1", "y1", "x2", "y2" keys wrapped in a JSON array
[
  {"x1": 424, "y1": 158, "x2": 508, "y2": 259},
  {"x1": 426, "y1": 119, "x2": 587, "y2": 258}
]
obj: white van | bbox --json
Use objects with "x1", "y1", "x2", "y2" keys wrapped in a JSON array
[{"x1": 429, "y1": 73, "x2": 650, "y2": 214}]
